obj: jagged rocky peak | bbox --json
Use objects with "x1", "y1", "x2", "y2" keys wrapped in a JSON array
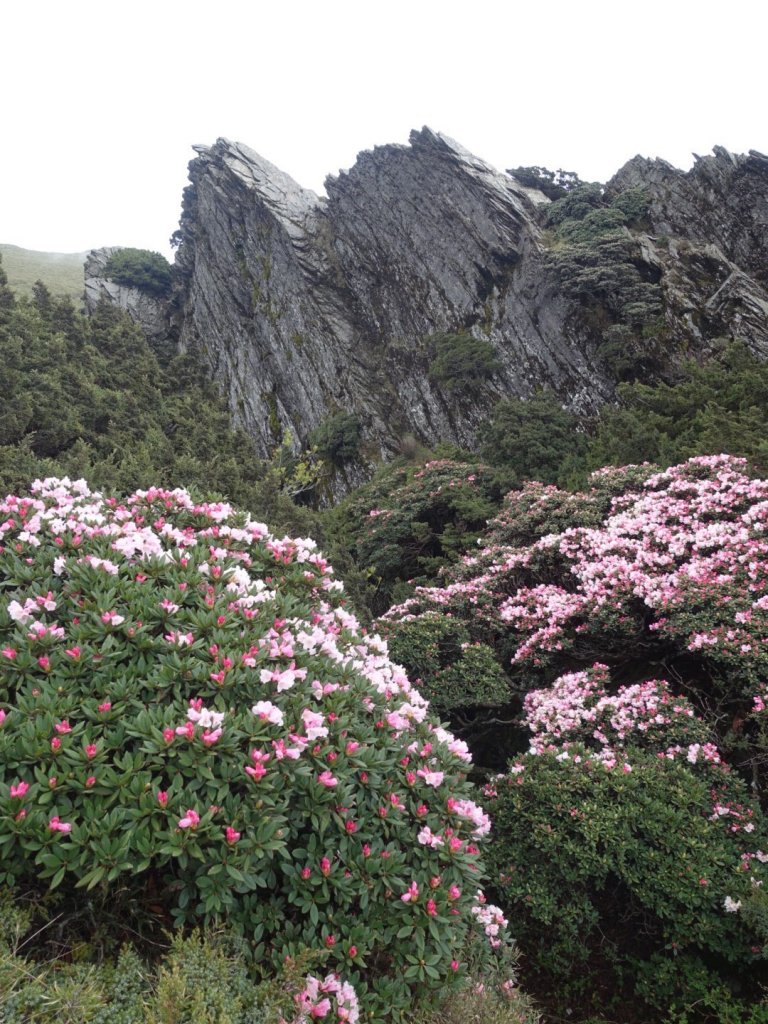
[
  {"x1": 188, "y1": 140, "x2": 322, "y2": 238},
  {"x1": 85, "y1": 131, "x2": 768, "y2": 496},
  {"x1": 608, "y1": 146, "x2": 768, "y2": 283},
  {"x1": 173, "y1": 127, "x2": 607, "y2": 485}
]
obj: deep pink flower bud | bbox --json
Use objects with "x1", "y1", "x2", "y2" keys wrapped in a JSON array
[{"x1": 157, "y1": 790, "x2": 168, "y2": 806}]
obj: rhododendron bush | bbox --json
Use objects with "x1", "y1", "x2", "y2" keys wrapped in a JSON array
[
  {"x1": 0, "y1": 477, "x2": 508, "y2": 1021},
  {"x1": 383, "y1": 457, "x2": 768, "y2": 778},
  {"x1": 380, "y1": 456, "x2": 768, "y2": 1018},
  {"x1": 484, "y1": 663, "x2": 768, "y2": 1016}
]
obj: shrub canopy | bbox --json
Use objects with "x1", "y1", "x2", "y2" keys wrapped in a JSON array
[
  {"x1": 380, "y1": 455, "x2": 768, "y2": 1017},
  {"x1": 103, "y1": 249, "x2": 172, "y2": 298},
  {"x1": 0, "y1": 478, "x2": 507, "y2": 1021}
]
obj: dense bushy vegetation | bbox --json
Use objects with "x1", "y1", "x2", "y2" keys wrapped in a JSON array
[
  {"x1": 309, "y1": 412, "x2": 362, "y2": 468},
  {"x1": 0, "y1": 478, "x2": 518, "y2": 1021},
  {"x1": 476, "y1": 343, "x2": 768, "y2": 490},
  {"x1": 381, "y1": 456, "x2": 768, "y2": 1018},
  {"x1": 0, "y1": 269, "x2": 318, "y2": 540},
  {"x1": 326, "y1": 459, "x2": 507, "y2": 620},
  {"x1": 103, "y1": 249, "x2": 173, "y2": 298},
  {"x1": 428, "y1": 332, "x2": 501, "y2": 392},
  {"x1": 506, "y1": 166, "x2": 582, "y2": 201}
]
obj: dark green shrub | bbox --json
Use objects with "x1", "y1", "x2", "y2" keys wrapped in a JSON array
[
  {"x1": 386, "y1": 613, "x2": 509, "y2": 716},
  {"x1": 544, "y1": 183, "x2": 604, "y2": 228},
  {"x1": 479, "y1": 391, "x2": 585, "y2": 486},
  {"x1": 486, "y1": 746, "x2": 768, "y2": 1020},
  {"x1": 506, "y1": 166, "x2": 582, "y2": 200},
  {"x1": 308, "y1": 412, "x2": 362, "y2": 467},
  {"x1": 103, "y1": 249, "x2": 172, "y2": 298},
  {"x1": 428, "y1": 333, "x2": 500, "y2": 392},
  {"x1": 326, "y1": 459, "x2": 504, "y2": 619}
]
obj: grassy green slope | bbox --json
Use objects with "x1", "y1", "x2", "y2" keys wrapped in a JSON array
[{"x1": 0, "y1": 243, "x2": 86, "y2": 299}]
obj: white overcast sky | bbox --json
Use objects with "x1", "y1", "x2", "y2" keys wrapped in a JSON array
[{"x1": 3, "y1": 0, "x2": 766, "y2": 257}]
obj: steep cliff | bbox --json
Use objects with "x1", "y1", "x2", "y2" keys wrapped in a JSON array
[
  {"x1": 171, "y1": 130, "x2": 611, "y2": 482},
  {"x1": 86, "y1": 130, "x2": 768, "y2": 489}
]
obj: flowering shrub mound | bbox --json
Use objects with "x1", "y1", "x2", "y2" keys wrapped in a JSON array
[
  {"x1": 485, "y1": 663, "x2": 768, "y2": 1018},
  {"x1": 0, "y1": 478, "x2": 507, "y2": 1021},
  {"x1": 382, "y1": 457, "x2": 768, "y2": 778},
  {"x1": 378, "y1": 456, "x2": 768, "y2": 1017}
]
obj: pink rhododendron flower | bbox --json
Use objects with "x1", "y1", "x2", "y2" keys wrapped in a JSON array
[
  {"x1": 178, "y1": 809, "x2": 200, "y2": 829},
  {"x1": 252, "y1": 700, "x2": 284, "y2": 725},
  {"x1": 48, "y1": 816, "x2": 72, "y2": 833},
  {"x1": 100, "y1": 610, "x2": 124, "y2": 626},
  {"x1": 401, "y1": 881, "x2": 420, "y2": 902}
]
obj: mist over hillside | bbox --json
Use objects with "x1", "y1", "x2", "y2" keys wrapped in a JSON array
[{"x1": 0, "y1": 243, "x2": 86, "y2": 299}]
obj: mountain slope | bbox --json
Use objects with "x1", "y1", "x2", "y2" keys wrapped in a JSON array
[{"x1": 0, "y1": 243, "x2": 86, "y2": 298}]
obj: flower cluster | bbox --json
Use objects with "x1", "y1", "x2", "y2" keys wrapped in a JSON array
[
  {"x1": 0, "y1": 476, "x2": 496, "y2": 1019},
  {"x1": 382, "y1": 456, "x2": 768, "y2": 781},
  {"x1": 293, "y1": 973, "x2": 360, "y2": 1023}
]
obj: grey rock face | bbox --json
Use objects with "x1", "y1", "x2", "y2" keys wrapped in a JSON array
[
  {"x1": 84, "y1": 248, "x2": 170, "y2": 347},
  {"x1": 609, "y1": 148, "x2": 768, "y2": 284},
  {"x1": 174, "y1": 129, "x2": 611, "y2": 477},
  {"x1": 607, "y1": 148, "x2": 768, "y2": 356},
  {"x1": 86, "y1": 130, "x2": 766, "y2": 494}
]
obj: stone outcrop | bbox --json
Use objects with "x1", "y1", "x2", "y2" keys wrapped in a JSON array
[
  {"x1": 86, "y1": 131, "x2": 768, "y2": 491},
  {"x1": 172, "y1": 130, "x2": 613, "y2": 481},
  {"x1": 83, "y1": 248, "x2": 170, "y2": 347}
]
